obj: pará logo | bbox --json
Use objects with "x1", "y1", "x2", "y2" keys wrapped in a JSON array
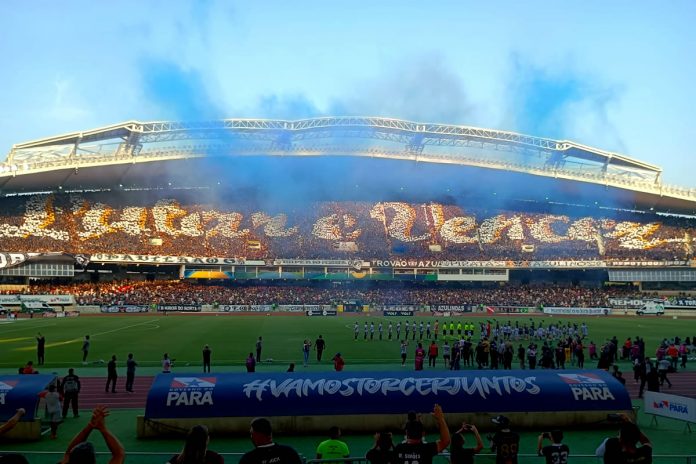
[{"x1": 166, "y1": 377, "x2": 216, "y2": 407}]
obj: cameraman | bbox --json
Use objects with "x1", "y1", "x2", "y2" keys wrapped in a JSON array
[
  {"x1": 596, "y1": 413, "x2": 651, "y2": 464},
  {"x1": 537, "y1": 430, "x2": 569, "y2": 464},
  {"x1": 488, "y1": 415, "x2": 519, "y2": 464}
]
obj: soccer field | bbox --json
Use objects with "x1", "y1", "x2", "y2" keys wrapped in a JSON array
[
  {"x1": 1, "y1": 313, "x2": 694, "y2": 373},
  {"x1": 2, "y1": 313, "x2": 696, "y2": 464}
]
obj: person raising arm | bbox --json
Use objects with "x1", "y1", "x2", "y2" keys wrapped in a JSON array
[
  {"x1": 0, "y1": 408, "x2": 25, "y2": 436},
  {"x1": 59, "y1": 405, "x2": 125, "y2": 464}
]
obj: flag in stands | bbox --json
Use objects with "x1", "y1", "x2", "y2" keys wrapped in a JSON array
[{"x1": 486, "y1": 306, "x2": 495, "y2": 315}]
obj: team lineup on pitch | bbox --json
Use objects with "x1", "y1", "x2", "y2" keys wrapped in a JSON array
[
  {"x1": 3, "y1": 313, "x2": 694, "y2": 370},
  {"x1": 1, "y1": 312, "x2": 695, "y2": 464}
]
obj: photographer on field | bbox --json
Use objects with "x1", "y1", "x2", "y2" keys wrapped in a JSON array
[{"x1": 537, "y1": 430, "x2": 569, "y2": 464}]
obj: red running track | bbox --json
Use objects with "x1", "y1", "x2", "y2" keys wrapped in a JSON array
[
  {"x1": 77, "y1": 376, "x2": 154, "y2": 410},
  {"x1": 622, "y1": 370, "x2": 696, "y2": 399}
]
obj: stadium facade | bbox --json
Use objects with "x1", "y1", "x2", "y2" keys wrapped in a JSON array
[{"x1": 1, "y1": 117, "x2": 695, "y2": 288}]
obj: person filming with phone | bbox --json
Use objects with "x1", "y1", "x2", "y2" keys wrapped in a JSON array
[
  {"x1": 596, "y1": 413, "x2": 652, "y2": 464},
  {"x1": 449, "y1": 422, "x2": 483, "y2": 463},
  {"x1": 537, "y1": 430, "x2": 569, "y2": 464}
]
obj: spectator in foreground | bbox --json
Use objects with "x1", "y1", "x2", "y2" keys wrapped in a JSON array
[
  {"x1": 0, "y1": 453, "x2": 29, "y2": 463},
  {"x1": 0, "y1": 408, "x2": 26, "y2": 436},
  {"x1": 239, "y1": 417, "x2": 302, "y2": 464},
  {"x1": 488, "y1": 415, "x2": 519, "y2": 464},
  {"x1": 449, "y1": 422, "x2": 483, "y2": 464},
  {"x1": 394, "y1": 404, "x2": 450, "y2": 464},
  {"x1": 0, "y1": 408, "x2": 29, "y2": 464},
  {"x1": 316, "y1": 426, "x2": 350, "y2": 463},
  {"x1": 366, "y1": 431, "x2": 395, "y2": 464},
  {"x1": 596, "y1": 414, "x2": 651, "y2": 464},
  {"x1": 167, "y1": 424, "x2": 223, "y2": 464},
  {"x1": 537, "y1": 430, "x2": 569, "y2": 464},
  {"x1": 59, "y1": 405, "x2": 125, "y2": 464}
]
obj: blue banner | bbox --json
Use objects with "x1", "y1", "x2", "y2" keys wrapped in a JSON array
[
  {"x1": 0, "y1": 375, "x2": 55, "y2": 421},
  {"x1": 144, "y1": 370, "x2": 630, "y2": 420}
]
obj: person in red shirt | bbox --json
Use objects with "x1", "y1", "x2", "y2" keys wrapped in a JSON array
[
  {"x1": 622, "y1": 338, "x2": 632, "y2": 360},
  {"x1": 666, "y1": 344, "x2": 679, "y2": 372},
  {"x1": 245, "y1": 353, "x2": 256, "y2": 373},
  {"x1": 415, "y1": 343, "x2": 426, "y2": 371},
  {"x1": 22, "y1": 361, "x2": 37, "y2": 375},
  {"x1": 333, "y1": 353, "x2": 345, "y2": 371},
  {"x1": 428, "y1": 341, "x2": 439, "y2": 367}
]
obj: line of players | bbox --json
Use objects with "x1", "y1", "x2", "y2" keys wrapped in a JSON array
[{"x1": 353, "y1": 318, "x2": 589, "y2": 343}]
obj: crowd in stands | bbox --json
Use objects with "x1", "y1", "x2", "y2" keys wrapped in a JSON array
[
  {"x1": 0, "y1": 192, "x2": 693, "y2": 262},
  {"x1": 12, "y1": 280, "x2": 643, "y2": 307}
]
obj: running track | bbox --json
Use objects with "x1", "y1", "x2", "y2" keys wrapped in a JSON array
[
  {"x1": 622, "y1": 370, "x2": 696, "y2": 399},
  {"x1": 78, "y1": 376, "x2": 154, "y2": 410},
  {"x1": 78, "y1": 371, "x2": 696, "y2": 410}
]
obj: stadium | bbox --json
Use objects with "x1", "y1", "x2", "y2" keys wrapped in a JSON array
[{"x1": 1, "y1": 117, "x2": 696, "y2": 463}]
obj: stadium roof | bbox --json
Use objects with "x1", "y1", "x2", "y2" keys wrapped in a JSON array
[
  {"x1": 7, "y1": 117, "x2": 661, "y2": 172},
  {"x1": 2, "y1": 117, "x2": 696, "y2": 214}
]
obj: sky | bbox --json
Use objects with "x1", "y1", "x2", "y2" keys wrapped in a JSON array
[{"x1": 0, "y1": 0, "x2": 694, "y2": 186}]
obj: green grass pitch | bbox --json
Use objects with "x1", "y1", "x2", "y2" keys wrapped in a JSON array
[
  {"x1": 1, "y1": 313, "x2": 694, "y2": 374},
  {"x1": 1, "y1": 313, "x2": 696, "y2": 463}
]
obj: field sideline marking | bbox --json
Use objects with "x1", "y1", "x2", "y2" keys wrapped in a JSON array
[
  {"x1": 0, "y1": 322, "x2": 58, "y2": 334},
  {"x1": 0, "y1": 337, "x2": 33, "y2": 344},
  {"x1": 12, "y1": 319, "x2": 161, "y2": 352}
]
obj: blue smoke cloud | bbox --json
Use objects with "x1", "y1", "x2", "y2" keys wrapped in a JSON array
[
  {"x1": 257, "y1": 94, "x2": 323, "y2": 120},
  {"x1": 505, "y1": 55, "x2": 625, "y2": 152},
  {"x1": 139, "y1": 59, "x2": 221, "y2": 120},
  {"x1": 134, "y1": 51, "x2": 632, "y2": 214}
]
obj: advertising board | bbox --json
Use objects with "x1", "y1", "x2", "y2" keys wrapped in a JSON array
[{"x1": 144, "y1": 370, "x2": 630, "y2": 420}]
